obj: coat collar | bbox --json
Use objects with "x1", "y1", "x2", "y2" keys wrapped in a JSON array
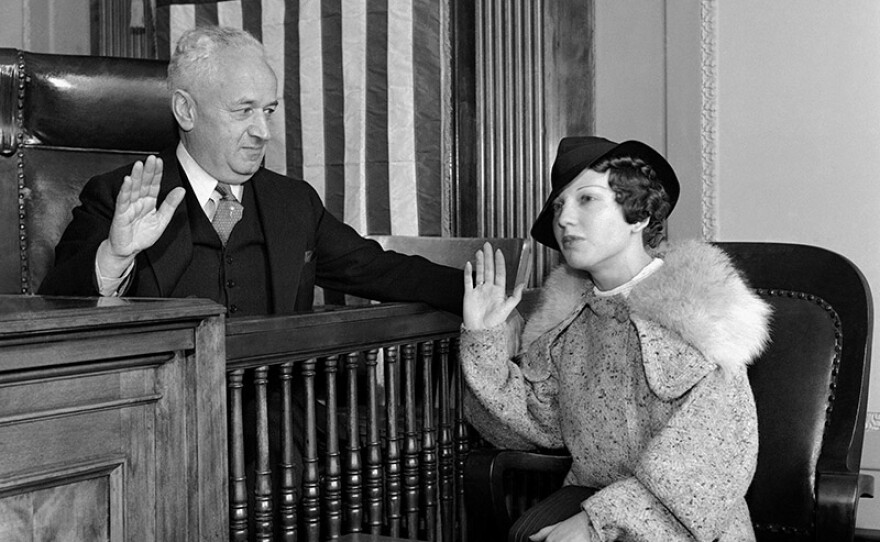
[
  {"x1": 521, "y1": 241, "x2": 772, "y2": 381},
  {"x1": 144, "y1": 147, "x2": 191, "y2": 296}
]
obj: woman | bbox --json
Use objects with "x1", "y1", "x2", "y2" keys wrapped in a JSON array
[{"x1": 461, "y1": 136, "x2": 771, "y2": 542}]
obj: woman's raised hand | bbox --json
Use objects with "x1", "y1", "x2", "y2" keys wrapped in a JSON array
[{"x1": 463, "y1": 242, "x2": 525, "y2": 330}]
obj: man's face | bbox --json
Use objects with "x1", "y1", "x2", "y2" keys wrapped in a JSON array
[{"x1": 184, "y1": 48, "x2": 279, "y2": 184}]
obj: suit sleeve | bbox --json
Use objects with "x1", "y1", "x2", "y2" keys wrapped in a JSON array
[
  {"x1": 306, "y1": 187, "x2": 464, "y2": 315},
  {"x1": 37, "y1": 169, "x2": 125, "y2": 296}
]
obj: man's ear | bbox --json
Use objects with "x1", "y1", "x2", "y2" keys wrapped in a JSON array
[{"x1": 171, "y1": 89, "x2": 196, "y2": 131}]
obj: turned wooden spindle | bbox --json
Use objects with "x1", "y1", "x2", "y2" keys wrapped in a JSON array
[
  {"x1": 344, "y1": 351, "x2": 364, "y2": 533},
  {"x1": 437, "y1": 338, "x2": 455, "y2": 542},
  {"x1": 364, "y1": 349, "x2": 385, "y2": 535},
  {"x1": 253, "y1": 366, "x2": 274, "y2": 541},
  {"x1": 324, "y1": 355, "x2": 343, "y2": 539},
  {"x1": 228, "y1": 368, "x2": 249, "y2": 542},
  {"x1": 278, "y1": 362, "x2": 298, "y2": 542},
  {"x1": 420, "y1": 341, "x2": 438, "y2": 542},
  {"x1": 384, "y1": 345, "x2": 403, "y2": 538},
  {"x1": 401, "y1": 343, "x2": 420, "y2": 538},
  {"x1": 302, "y1": 358, "x2": 321, "y2": 542}
]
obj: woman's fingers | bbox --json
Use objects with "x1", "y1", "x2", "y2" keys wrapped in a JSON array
[
  {"x1": 494, "y1": 247, "x2": 506, "y2": 288},
  {"x1": 481, "y1": 242, "x2": 494, "y2": 284}
]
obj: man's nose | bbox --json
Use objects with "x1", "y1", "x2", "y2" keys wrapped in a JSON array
[{"x1": 249, "y1": 112, "x2": 271, "y2": 140}]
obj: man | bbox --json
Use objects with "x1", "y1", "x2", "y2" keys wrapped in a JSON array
[{"x1": 38, "y1": 25, "x2": 463, "y2": 316}]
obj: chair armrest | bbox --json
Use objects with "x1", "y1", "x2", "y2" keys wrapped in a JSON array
[
  {"x1": 816, "y1": 471, "x2": 875, "y2": 541},
  {"x1": 465, "y1": 449, "x2": 572, "y2": 541}
]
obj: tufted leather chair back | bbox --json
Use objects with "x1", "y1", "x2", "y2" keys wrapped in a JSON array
[
  {"x1": 718, "y1": 242, "x2": 873, "y2": 541},
  {"x1": 0, "y1": 49, "x2": 175, "y2": 293}
]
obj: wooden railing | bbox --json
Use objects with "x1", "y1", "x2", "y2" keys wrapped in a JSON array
[{"x1": 224, "y1": 302, "x2": 476, "y2": 542}]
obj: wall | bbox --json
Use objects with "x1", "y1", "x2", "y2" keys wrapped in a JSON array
[
  {"x1": 715, "y1": 1, "x2": 880, "y2": 530},
  {"x1": 594, "y1": 0, "x2": 880, "y2": 531},
  {"x1": 0, "y1": 0, "x2": 90, "y2": 54}
]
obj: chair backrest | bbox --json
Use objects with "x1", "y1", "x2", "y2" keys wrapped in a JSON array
[
  {"x1": 328, "y1": 235, "x2": 531, "y2": 307},
  {"x1": 716, "y1": 242, "x2": 873, "y2": 540},
  {"x1": 369, "y1": 235, "x2": 531, "y2": 284},
  {"x1": 0, "y1": 48, "x2": 175, "y2": 294}
]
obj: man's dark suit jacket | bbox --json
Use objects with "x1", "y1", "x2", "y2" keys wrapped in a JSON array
[{"x1": 38, "y1": 147, "x2": 463, "y2": 315}]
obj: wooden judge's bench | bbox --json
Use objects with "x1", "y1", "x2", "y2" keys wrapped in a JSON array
[{"x1": 0, "y1": 296, "x2": 228, "y2": 540}]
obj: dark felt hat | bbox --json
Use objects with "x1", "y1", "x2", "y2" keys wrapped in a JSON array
[{"x1": 530, "y1": 136, "x2": 680, "y2": 250}]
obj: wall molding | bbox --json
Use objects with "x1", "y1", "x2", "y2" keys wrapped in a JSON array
[{"x1": 700, "y1": 0, "x2": 718, "y2": 242}]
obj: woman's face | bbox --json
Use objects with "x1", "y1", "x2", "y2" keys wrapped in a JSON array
[{"x1": 551, "y1": 168, "x2": 644, "y2": 275}]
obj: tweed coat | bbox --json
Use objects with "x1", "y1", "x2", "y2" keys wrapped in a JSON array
[{"x1": 462, "y1": 241, "x2": 772, "y2": 541}]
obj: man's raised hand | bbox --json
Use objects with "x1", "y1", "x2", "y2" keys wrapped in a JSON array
[{"x1": 106, "y1": 155, "x2": 185, "y2": 262}]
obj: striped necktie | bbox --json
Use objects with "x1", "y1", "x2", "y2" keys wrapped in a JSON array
[{"x1": 211, "y1": 182, "x2": 243, "y2": 246}]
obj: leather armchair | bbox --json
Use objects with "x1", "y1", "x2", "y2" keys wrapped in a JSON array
[
  {"x1": 0, "y1": 48, "x2": 175, "y2": 294},
  {"x1": 465, "y1": 242, "x2": 874, "y2": 542}
]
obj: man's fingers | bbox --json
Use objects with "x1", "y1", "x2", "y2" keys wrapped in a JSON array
[
  {"x1": 144, "y1": 156, "x2": 165, "y2": 199},
  {"x1": 463, "y1": 261, "x2": 474, "y2": 291},
  {"x1": 156, "y1": 187, "x2": 186, "y2": 226},
  {"x1": 115, "y1": 175, "x2": 135, "y2": 215},
  {"x1": 128, "y1": 160, "x2": 145, "y2": 199}
]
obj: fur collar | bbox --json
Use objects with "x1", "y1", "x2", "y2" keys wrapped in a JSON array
[{"x1": 521, "y1": 240, "x2": 772, "y2": 374}]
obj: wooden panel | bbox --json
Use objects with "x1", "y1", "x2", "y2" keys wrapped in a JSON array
[
  {"x1": 0, "y1": 296, "x2": 226, "y2": 541},
  {"x1": 0, "y1": 474, "x2": 114, "y2": 542}
]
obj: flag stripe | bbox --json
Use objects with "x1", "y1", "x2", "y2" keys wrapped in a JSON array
[
  {"x1": 300, "y1": 0, "x2": 326, "y2": 199},
  {"x1": 342, "y1": 2, "x2": 367, "y2": 233},
  {"x1": 241, "y1": 0, "x2": 262, "y2": 40},
  {"x1": 413, "y1": 0, "x2": 442, "y2": 235},
  {"x1": 321, "y1": 0, "x2": 345, "y2": 221},
  {"x1": 156, "y1": 4, "x2": 172, "y2": 58},
  {"x1": 261, "y1": 0, "x2": 287, "y2": 175},
  {"x1": 284, "y1": 0, "x2": 302, "y2": 180},
  {"x1": 365, "y1": 0, "x2": 390, "y2": 234},
  {"x1": 194, "y1": 2, "x2": 218, "y2": 25},
  {"x1": 387, "y1": 3, "x2": 418, "y2": 235},
  {"x1": 169, "y1": 5, "x2": 196, "y2": 55},
  {"x1": 216, "y1": 1, "x2": 242, "y2": 29}
]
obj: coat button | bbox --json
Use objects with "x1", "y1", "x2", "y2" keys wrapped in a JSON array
[
  {"x1": 226, "y1": 280, "x2": 236, "y2": 288},
  {"x1": 229, "y1": 304, "x2": 239, "y2": 314}
]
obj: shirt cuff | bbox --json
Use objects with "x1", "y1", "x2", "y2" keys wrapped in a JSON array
[{"x1": 95, "y1": 257, "x2": 135, "y2": 297}]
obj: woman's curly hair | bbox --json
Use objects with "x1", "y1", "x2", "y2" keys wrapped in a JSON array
[{"x1": 591, "y1": 155, "x2": 672, "y2": 248}]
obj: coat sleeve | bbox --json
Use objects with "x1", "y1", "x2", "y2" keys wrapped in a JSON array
[
  {"x1": 581, "y1": 364, "x2": 758, "y2": 541},
  {"x1": 460, "y1": 323, "x2": 565, "y2": 450},
  {"x1": 305, "y1": 186, "x2": 463, "y2": 315},
  {"x1": 37, "y1": 167, "x2": 126, "y2": 296}
]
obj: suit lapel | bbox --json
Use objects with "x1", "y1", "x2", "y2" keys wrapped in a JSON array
[
  {"x1": 251, "y1": 169, "x2": 303, "y2": 314},
  {"x1": 143, "y1": 148, "x2": 193, "y2": 296}
]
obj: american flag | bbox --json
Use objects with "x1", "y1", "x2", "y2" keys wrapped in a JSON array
[{"x1": 154, "y1": 0, "x2": 448, "y2": 237}]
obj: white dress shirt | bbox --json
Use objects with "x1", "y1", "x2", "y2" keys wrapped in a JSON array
[{"x1": 95, "y1": 142, "x2": 243, "y2": 296}]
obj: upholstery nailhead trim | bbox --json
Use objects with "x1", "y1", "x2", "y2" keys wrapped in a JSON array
[
  {"x1": 16, "y1": 51, "x2": 29, "y2": 294},
  {"x1": 751, "y1": 287, "x2": 843, "y2": 538}
]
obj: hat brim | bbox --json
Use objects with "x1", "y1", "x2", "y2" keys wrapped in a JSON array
[{"x1": 530, "y1": 140, "x2": 679, "y2": 251}]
